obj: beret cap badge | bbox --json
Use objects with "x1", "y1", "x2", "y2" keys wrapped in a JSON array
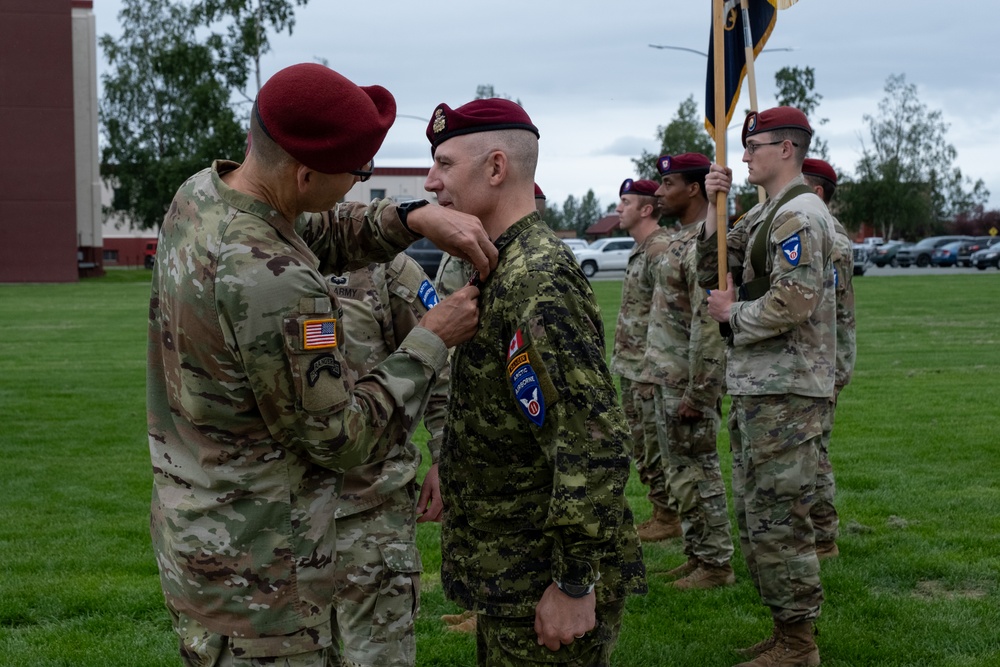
[{"x1": 432, "y1": 107, "x2": 446, "y2": 135}]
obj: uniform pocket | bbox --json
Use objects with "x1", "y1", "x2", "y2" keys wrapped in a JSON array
[{"x1": 369, "y1": 541, "x2": 422, "y2": 642}]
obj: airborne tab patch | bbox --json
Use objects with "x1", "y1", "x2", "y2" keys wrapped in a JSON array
[
  {"x1": 781, "y1": 234, "x2": 802, "y2": 266},
  {"x1": 507, "y1": 351, "x2": 545, "y2": 427},
  {"x1": 418, "y1": 280, "x2": 439, "y2": 309},
  {"x1": 303, "y1": 318, "x2": 337, "y2": 349}
]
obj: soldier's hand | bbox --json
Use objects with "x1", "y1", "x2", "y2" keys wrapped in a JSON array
[
  {"x1": 404, "y1": 206, "x2": 498, "y2": 280},
  {"x1": 416, "y1": 463, "x2": 444, "y2": 523},
  {"x1": 534, "y1": 583, "x2": 596, "y2": 652},
  {"x1": 418, "y1": 284, "x2": 480, "y2": 348},
  {"x1": 706, "y1": 273, "x2": 737, "y2": 324},
  {"x1": 704, "y1": 164, "x2": 733, "y2": 238}
]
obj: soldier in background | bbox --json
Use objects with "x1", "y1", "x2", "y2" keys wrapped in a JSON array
[
  {"x1": 425, "y1": 98, "x2": 646, "y2": 665},
  {"x1": 326, "y1": 254, "x2": 448, "y2": 666},
  {"x1": 647, "y1": 154, "x2": 734, "y2": 590},
  {"x1": 699, "y1": 107, "x2": 835, "y2": 667},
  {"x1": 801, "y1": 158, "x2": 856, "y2": 561},
  {"x1": 147, "y1": 63, "x2": 495, "y2": 667},
  {"x1": 609, "y1": 177, "x2": 683, "y2": 544}
]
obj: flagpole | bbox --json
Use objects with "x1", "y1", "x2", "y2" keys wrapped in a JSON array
[
  {"x1": 713, "y1": 0, "x2": 728, "y2": 289},
  {"x1": 741, "y1": 0, "x2": 767, "y2": 204}
]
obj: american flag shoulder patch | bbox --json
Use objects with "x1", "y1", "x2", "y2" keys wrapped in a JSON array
[{"x1": 303, "y1": 318, "x2": 338, "y2": 349}]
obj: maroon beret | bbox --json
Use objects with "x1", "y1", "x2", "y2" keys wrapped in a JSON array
[
  {"x1": 534, "y1": 183, "x2": 546, "y2": 200},
  {"x1": 427, "y1": 98, "x2": 539, "y2": 151},
  {"x1": 802, "y1": 158, "x2": 837, "y2": 185},
  {"x1": 256, "y1": 63, "x2": 396, "y2": 174},
  {"x1": 619, "y1": 178, "x2": 659, "y2": 197},
  {"x1": 742, "y1": 106, "x2": 813, "y2": 147},
  {"x1": 656, "y1": 152, "x2": 711, "y2": 176}
]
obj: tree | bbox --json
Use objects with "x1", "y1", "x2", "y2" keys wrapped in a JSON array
[
  {"x1": 100, "y1": 0, "x2": 247, "y2": 230},
  {"x1": 193, "y1": 0, "x2": 311, "y2": 100},
  {"x1": 631, "y1": 96, "x2": 715, "y2": 182},
  {"x1": 474, "y1": 84, "x2": 521, "y2": 106},
  {"x1": 838, "y1": 74, "x2": 989, "y2": 240},
  {"x1": 774, "y1": 66, "x2": 829, "y2": 160}
]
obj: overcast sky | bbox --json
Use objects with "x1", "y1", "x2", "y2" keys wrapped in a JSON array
[{"x1": 93, "y1": 0, "x2": 1000, "y2": 213}]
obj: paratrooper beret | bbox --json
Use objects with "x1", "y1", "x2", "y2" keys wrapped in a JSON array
[
  {"x1": 802, "y1": 158, "x2": 837, "y2": 185},
  {"x1": 656, "y1": 153, "x2": 711, "y2": 176},
  {"x1": 619, "y1": 178, "x2": 660, "y2": 197},
  {"x1": 742, "y1": 106, "x2": 813, "y2": 147},
  {"x1": 426, "y1": 98, "x2": 539, "y2": 152}
]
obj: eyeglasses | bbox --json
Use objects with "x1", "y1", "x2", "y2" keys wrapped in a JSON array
[
  {"x1": 745, "y1": 140, "x2": 798, "y2": 155},
  {"x1": 350, "y1": 159, "x2": 374, "y2": 182}
]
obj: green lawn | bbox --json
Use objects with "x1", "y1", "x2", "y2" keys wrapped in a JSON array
[{"x1": 1, "y1": 270, "x2": 999, "y2": 666}]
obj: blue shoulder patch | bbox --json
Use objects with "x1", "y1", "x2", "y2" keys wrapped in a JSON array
[
  {"x1": 418, "y1": 280, "x2": 439, "y2": 309},
  {"x1": 834, "y1": 266, "x2": 839, "y2": 287},
  {"x1": 507, "y1": 348, "x2": 545, "y2": 427},
  {"x1": 781, "y1": 234, "x2": 802, "y2": 266}
]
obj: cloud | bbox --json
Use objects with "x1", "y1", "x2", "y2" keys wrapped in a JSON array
[{"x1": 594, "y1": 136, "x2": 658, "y2": 157}]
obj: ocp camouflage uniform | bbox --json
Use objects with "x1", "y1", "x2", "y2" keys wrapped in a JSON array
[
  {"x1": 696, "y1": 175, "x2": 836, "y2": 624},
  {"x1": 638, "y1": 221, "x2": 732, "y2": 567},
  {"x1": 148, "y1": 161, "x2": 448, "y2": 665},
  {"x1": 812, "y1": 218, "x2": 856, "y2": 547},
  {"x1": 434, "y1": 253, "x2": 474, "y2": 299},
  {"x1": 611, "y1": 227, "x2": 673, "y2": 515},
  {"x1": 326, "y1": 254, "x2": 449, "y2": 667},
  {"x1": 440, "y1": 212, "x2": 647, "y2": 664}
]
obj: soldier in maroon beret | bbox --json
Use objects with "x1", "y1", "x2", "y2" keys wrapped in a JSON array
[
  {"x1": 147, "y1": 63, "x2": 500, "y2": 667},
  {"x1": 534, "y1": 182, "x2": 547, "y2": 214},
  {"x1": 697, "y1": 106, "x2": 835, "y2": 666},
  {"x1": 423, "y1": 98, "x2": 646, "y2": 665}
]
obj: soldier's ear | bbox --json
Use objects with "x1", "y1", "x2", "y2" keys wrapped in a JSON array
[{"x1": 486, "y1": 150, "x2": 508, "y2": 186}]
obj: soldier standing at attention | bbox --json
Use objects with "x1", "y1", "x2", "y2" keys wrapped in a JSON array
[
  {"x1": 424, "y1": 98, "x2": 646, "y2": 666},
  {"x1": 699, "y1": 107, "x2": 835, "y2": 667},
  {"x1": 326, "y1": 254, "x2": 448, "y2": 666},
  {"x1": 801, "y1": 158, "x2": 856, "y2": 561},
  {"x1": 646, "y1": 153, "x2": 734, "y2": 590},
  {"x1": 609, "y1": 177, "x2": 683, "y2": 544},
  {"x1": 146, "y1": 63, "x2": 497, "y2": 667}
]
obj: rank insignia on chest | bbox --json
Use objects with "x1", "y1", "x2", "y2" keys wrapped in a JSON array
[
  {"x1": 781, "y1": 234, "x2": 802, "y2": 266},
  {"x1": 303, "y1": 318, "x2": 338, "y2": 349},
  {"x1": 507, "y1": 350, "x2": 546, "y2": 427},
  {"x1": 418, "y1": 280, "x2": 439, "y2": 309}
]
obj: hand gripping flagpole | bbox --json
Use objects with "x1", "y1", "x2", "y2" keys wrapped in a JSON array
[{"x1": 713, "y1": 0, "x2": 728, "y2": 289}]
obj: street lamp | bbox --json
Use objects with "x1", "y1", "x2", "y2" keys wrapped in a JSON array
[{"x1": 648, "y1": 43, "x2": 794, "y2": 56}]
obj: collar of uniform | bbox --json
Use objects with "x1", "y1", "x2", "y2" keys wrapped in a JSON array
[
  {"x1": 743, "y1": 174, "x2": 808, "y2": 232},
  {"x1": 211, "y1": 159, "x2": 290, "y2": 227},
  {"x1": 492, "y1": 211, "x2": 543, "y2": 256}
]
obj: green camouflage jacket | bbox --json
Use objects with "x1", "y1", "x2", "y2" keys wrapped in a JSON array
[
  {"x1": 696, "y1": 176, "x2": 836, "y2": 398},
  {"x1": 147, "y1": 161, "x2": 447, "y2": 642},
  {"x1": 328, "y1": 254, "x2": 449, "y2": 518},
  {"x1": 440, "y1": 212, "x2": 647, "y2": 617},
  {"x1": 831, "y1": 218, "x2": 856, "y2": 392},
  {"x1": 638, "y1": 221, "x2": 726, "y2": 413}
]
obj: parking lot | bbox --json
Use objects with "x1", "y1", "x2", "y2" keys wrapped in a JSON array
[{"x1": 587, "y1": 264, "x2": 994, "y2": 281}]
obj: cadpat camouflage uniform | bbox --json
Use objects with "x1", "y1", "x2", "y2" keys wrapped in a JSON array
[
  {"x1": 639, "y1": 222, "x2": 732, "y2": 572},
  {"x1": 696, "y1": 175, "x2": 836, "y2": 623},
  {"x1": 326, "y1": 254, "x2": 448, "y2": 667},
  {"x1": 440, "y1": 212, "x2": 646, "y2": 664},
  {"x1": 148, "y1": 161, "x2": 447, "y2": 663},
  {"x1": 610, "y1": 227, "x2": 674, "y2": 520},
  {"x1": 812, "y1": 218, "x2": 856, "y2": 550}
]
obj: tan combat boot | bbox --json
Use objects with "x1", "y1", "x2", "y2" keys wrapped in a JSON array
[
  {"x1": 445, "y1": 614, "x2": 478, "y2": 634},
  {"x1": 636, "y1": 506, "x2": 682, "y2": 542},
  {"x1": 673, "y1": 562, "x2": 736, "y2": 590},
  {"x1": 734, "y1": 620, "x2": 780, "y2": 658},
  {"x1": 441, "y1": 609, "x2": 475, "y2": 625},
  {"x1": 815, "y1": 541, "x2": 839, "y2": 560},
  {"x1": 733, "y1": 620, "x2": 820, "y2": 667},
  {"x1": 660, "y1": 556, "x2": 699, "y2": 579}
]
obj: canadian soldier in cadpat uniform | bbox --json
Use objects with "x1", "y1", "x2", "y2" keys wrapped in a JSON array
[
  {"x1": 326, "y1": 254, "x2": 448, "y2": 667},
  {"x1": 646, "y1": 153, "x2": 734, "y2": 590},
  {"x1": 801, "y1": 157, "x2": 856, "y2": 562},
  {"x1": 610, "y1": 177, "x2": 684, "y2": 545},
  {"x1": 424, "y1": 98, "x2": 646, "y2": 666},
  {"x1": 699, "y1": 107, "x2": 835, "y2": 667},
  {"x1": 147, "y1": 63, "x2": 497, "y2": 667}
]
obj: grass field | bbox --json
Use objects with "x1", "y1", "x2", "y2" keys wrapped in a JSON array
[{"x1": 1, "y1": 269, "x2": 999, "y2": 666}]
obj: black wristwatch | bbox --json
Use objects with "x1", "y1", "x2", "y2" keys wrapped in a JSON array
[
  {"x1": 396, "y1": 198, "x2": 430, "y2": 232},
  {"x1": 555, "y1": 580, "x2": 595, "y2": 599}
]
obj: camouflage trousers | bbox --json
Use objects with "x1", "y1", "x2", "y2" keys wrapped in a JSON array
[
  {"x1": 729, "y1": 394, "x2": 827, "y2": 624},
  {"x1": 654, "y1": 389, "x2": 734, "y2": 567},
  {"x1": 475, "y1": 599, "x2": 625, "y2": 666},
  {"x1": 620, "y1": 378, "x2": 669, "y2": 510},
  {"x1": 169, "y1": 609, "x2": 335, "y2": 667},
  {"x1": 812, "y1": 396, "x2": 840, "y2": 544},
  {"x1": 330, "y1": 485, "x2": 422, "y2": 667}
]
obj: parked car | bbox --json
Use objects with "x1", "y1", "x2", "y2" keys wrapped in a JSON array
[
  {"x1": 851, "y1": 243, "x2": 873, "y2": 276},
  {"x1": 972, "y1": 245, "x2": 1000, "y2": 270},
  {"x1": 404, "y1": 237, "x2": 444, "y2": 279},
  {"x1": 871, "y1": 241, "x2": 912, "y2": 267},
  {"x1": 562, "y1": 238, "x2": 590, "y2": 252},
  {"x1": 957, "y1": 236, "x2": 1000, "y2": 267},
  {"x1": 930, "y1": 240, "x2": 965, "y2": 267},
  {"x1": 573, "y1": 237, "x2": 635, "y2": 277},
  {"x1": 895, "y1": 236, "x2": 972, "y2": 267}
]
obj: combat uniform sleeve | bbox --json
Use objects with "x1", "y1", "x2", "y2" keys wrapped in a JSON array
[
  {"x1": 682, "y1": 235, "x2": 727, "y2": 412},
  {"x1": 696, "y1": 221, "x2": 749, "y2": 290},
  {"x1": 729, "y1": 211, "x2": 827, "y2": 346},
  {"x1": 832, "y1": 223, "x2": 857, "y2": 392},
  {"x1": 218, "y1": 235, "x2": 447, "y2": 474},
  {"x1": 515, "y1": 287, "x2": 631, "y2": 589},
  {"x1": 384, "y1": 254, "x2": 450, "y2": 463}
]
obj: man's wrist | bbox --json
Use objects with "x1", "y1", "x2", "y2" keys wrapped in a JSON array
[
  {"x1": 554, "y1": 579, "x2": 595, "y2": 599},
  {"x1": 396, "y1": 199, "x2": 429, "y2": 234}
]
